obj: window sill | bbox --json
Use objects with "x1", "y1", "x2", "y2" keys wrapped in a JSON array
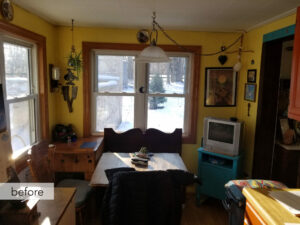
[
  {"x1": 12, "y1": 146, "x2": 31, "y2": 160},
  {"x1": 12, "y1": 146, "x2": 31, "y2": 173}
]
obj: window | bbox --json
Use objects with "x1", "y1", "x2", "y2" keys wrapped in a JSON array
[
  {"x1": 147, "y1": 57, "x2": 189, "y2": 133},
  {"x1": 1, "y1": 38, "x2": 39, "y2": 158},
  {"x1": 92, "y1": 54, "x2": 136, "y2": 132},
  {"x1": 83, "y1": 43, "x2": 200, "y2": 143},
  {"x1": 0, "y1": 21, "x2": 48, "y2": 169}
]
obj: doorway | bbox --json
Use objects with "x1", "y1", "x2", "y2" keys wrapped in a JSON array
[{"x1": 252, "y1": 34, "x2": 294, "y2": 179}]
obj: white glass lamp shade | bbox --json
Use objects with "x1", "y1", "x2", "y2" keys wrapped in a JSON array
[
  {"x1": 136, "y1": 45, "x2": 170, "y2": 63},
  {"x1": 52, "y1": 67, "x2": 60, "y2": 80}
]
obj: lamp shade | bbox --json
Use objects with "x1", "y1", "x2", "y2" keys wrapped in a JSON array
[
  {"x1": 135, "y1": 45, "x2": 170, "y2": 63},
  {"x1": 52, "y1": 67, "x2": 60, "y2": 80}
]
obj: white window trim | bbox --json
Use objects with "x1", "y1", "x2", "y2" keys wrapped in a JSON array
[
  {"x1": 0, "y1": 35, "x2": 40, "y2": 157},
  {"x1": 91, "y1": 49, "x2": 192, "y2": 136}
]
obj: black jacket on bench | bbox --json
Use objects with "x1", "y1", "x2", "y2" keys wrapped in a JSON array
[{"x1": 102, "y1": 168, "x2": 194, "y2": 225}]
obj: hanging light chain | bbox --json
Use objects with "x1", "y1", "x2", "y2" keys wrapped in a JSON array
[
  {"x1": 149, "y1": 12, "x2": 159, "y2": 45},
  {"x1": 151, "y1": 12, "x2": 250, "y2": 56},
  {"x1": 71, "y1": 19, "x2": 75, "y2": 53}
]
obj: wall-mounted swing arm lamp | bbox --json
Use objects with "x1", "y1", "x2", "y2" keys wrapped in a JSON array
[{"x1": 49, "y1": 64, "x2": 61, "y2": 92}]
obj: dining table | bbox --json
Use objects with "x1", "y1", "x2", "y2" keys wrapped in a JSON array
[{"x1": 90, "y1": 152, "x2": 187, "y2": 186}]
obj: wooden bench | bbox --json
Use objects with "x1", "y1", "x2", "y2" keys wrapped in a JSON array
[{"x1": 103, "y1": 128, "x2": 182, "y2": 154}]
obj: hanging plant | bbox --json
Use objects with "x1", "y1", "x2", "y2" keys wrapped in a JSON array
[
  {"x1": 68, "y1": 50, "x2": 82, "y2": 76},
  {"x1": 65, "y1": 19, "x2": 83, "y2": 78}
]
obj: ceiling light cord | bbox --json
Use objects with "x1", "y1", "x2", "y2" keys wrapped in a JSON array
[
  {"x1": 154, "y1": 19, "x2": 245, "y2": 56},
  {"x1": 136, "y1": 12, "x2": 254, "y2": 63}
]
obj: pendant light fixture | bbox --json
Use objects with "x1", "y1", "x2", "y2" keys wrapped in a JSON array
[{"x1": 136, "y1": 12, "x2": 170, "y2": 63}]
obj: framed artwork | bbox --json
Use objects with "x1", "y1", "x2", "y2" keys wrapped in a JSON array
[
  {"x1": 244, "y1": 83, "x2": 257, "y2": 102},
  {"x1": 204, "y1": 67, "x2": 237, "y2": 107},
  {"x1": 0, "y1": 84, "x2": 6, "y2": 133},
  {"x1": 247, "y1": 69, "x2": 256, "y2": 83}
]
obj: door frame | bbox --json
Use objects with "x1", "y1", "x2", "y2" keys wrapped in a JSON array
[{"x1": 252, "y1": 25, "x2": 295, "y2": 179}]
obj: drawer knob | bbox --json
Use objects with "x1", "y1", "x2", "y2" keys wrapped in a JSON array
[
  {"x1": 61, "y1": 159, "x2": 64, "y2": 163},
  {"x1": 88, "y1": 160, "x2": 92, "y2": 163}
]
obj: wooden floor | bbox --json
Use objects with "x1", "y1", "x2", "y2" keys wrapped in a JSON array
[
  {"x1": 18, "y1": 168, "x2": 229, "y2": 225},
  {"x1": 86, "y1": 193, "x2": 229, "y2": 225},
  {"x1": 19, "y1": 167, "x2": 229, "y2": 225},
  {"x1": 181, "y1": 195, "x2": 228, "y2": 225}
]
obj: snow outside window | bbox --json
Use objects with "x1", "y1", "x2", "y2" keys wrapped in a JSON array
[
  {"x1": 1, "y1": 39, "x2": 39, "y2": 158},
  {"x1": 91, "y1": 50, "x2": 191, "y2": 135}
]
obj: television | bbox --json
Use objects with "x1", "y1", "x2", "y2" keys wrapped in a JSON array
[{"x1": 203, "y1": 117, "x2": 243, "y2": 156}]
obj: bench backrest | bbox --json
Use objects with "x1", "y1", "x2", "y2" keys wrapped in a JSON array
[
  {"x1": 104, "y1": 128, "x2": 144, "y2": 153},
  {"x1": 145, "y1": 128, "x2": 182, "y2": 154},
  {"x1": 103, "y1": 128, "x2": 182, "y2": 154}
]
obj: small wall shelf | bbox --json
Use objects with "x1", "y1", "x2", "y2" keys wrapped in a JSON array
[{"x1": 196, "y1": 147, "x2": 242, "y2": 202}]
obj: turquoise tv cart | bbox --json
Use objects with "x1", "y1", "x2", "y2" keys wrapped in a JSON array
[{"x1": 196, "y1": 147, "x2": 241, "y2": 203}]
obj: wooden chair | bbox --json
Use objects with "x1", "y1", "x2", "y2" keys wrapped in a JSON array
[
  {"x1": 27, "y1": 141, "x2": 93, "y2": 225},
  {"x1": 104, "y1": 128, "x2": 144, "y2": 152},
  {"x1": 145, "y1": 128, "x2": 182, "y2": 154},
  {"x1": 102, "y1": 169, "x2": 195, "y2": 225}
]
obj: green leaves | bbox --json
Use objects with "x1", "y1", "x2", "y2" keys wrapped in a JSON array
[{"x1": 67, "y1": 51, "x2": 82, "y2": 76}]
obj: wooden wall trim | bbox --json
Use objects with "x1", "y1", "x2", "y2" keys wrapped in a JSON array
[
  {"x1": 0, "y1": 20, "x2": 49, "y2": 140},
  {"x1": 82, "y1": 42, "x2": 200, "y2": 144},
  {"x1": 288, "y1": 7, "x2": 300, "y2": 121}
]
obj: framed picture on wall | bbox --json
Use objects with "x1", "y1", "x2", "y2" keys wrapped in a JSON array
[
  {"x1": 247, "y1": 69, "x2": 257, "y2": 83},
  {"x1": 0, "y1": 84, "x2": 6, "y2": 133},
  {"x1": 204, "y1": 67, "x2": 237, "y2": 107},
  {"x1": 244, "y1": 83, "x2": 257, "y2": 102}
]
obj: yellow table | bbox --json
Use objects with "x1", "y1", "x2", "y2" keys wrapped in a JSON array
[{"x1": 242, "y1": 188, "x2": 300, "y2": 225}]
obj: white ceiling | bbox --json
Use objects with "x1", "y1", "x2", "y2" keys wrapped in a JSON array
[{"x1": 13, "y1": 0, "x2": 299, "y2": 31}]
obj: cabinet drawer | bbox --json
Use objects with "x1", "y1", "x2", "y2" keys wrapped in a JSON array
[
  {"x1": 245, "y1": 201, "x2": 266, "y2": 225},
  {"x1": 52, "y1": 153, "x2": 95, "y2": 172}
]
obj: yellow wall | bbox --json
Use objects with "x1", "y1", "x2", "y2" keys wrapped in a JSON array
[
  {"x1": 55, "y1": 27, "x2": 241, "y2": 173},
  {"x1": 237, "y1": 14, "x2": 296, "y2": 176},
  {"x1": 0, "y1": 4, "x2": 57, "y2": 181},
  {"x1": 10, "y1": 5, "x2": 58, "y2": 134}
]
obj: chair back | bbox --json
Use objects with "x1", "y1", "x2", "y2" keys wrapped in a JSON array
[
  {"x1": 145, "y1": 128, "x2": 182, "y2": 154},
  {"x1": 104, "y1": 128, "x2": 144, "y2": 152},
  {"x1": 102, "y1": 170, "x2": 181, "y2": 225},
  {"x1": 27, "y1": 141, "x2": 53, "y2": 182}
]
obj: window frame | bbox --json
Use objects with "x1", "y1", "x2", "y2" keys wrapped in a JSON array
[
  {"x1": 91, "y1": 50, "x2": 139, "y2": 134},
  {"x1": 145, "y1": 53, "x2": 192, "y2": 134},
  {"x1": 1, "y1": 38, "x2": 41, "y2": 157},
  {"x1": 0, "y1": 21, "x2": 48, "y2": 170},
  {"x1": 83, "y1": 42, "x2": 201, "y2": 144}
]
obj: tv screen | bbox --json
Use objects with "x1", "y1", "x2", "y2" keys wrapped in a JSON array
[{"x1": 208, "y1": 122, "x2": 234, "y2": 144}]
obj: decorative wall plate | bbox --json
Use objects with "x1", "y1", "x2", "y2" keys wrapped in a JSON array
[
  {"x1": 136, "y1": 29, "x2": 149, "y2": 43},
  {"x1": 1, "y1": 0, "x2": 14, "y2": 21}
]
